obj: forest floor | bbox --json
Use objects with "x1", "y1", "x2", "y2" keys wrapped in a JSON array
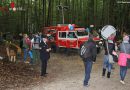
[{"x1": 0, "y1": 50, "x2": 130, "y2": 90}]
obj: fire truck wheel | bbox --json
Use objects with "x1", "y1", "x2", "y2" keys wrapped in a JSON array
[
  {"x1": 65, "y1": 48, "x2": 70, "y2": 55},
  {"x1": 77, "y1": 49, "x2": 80, "y2": 55},
  {"x1": 56, "y1": 46, "x2": 60, "y2": 53}
]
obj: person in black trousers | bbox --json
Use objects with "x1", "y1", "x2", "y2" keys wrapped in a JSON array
[{"x1": 39, "y1": 36, "x2": 51, "y2": 77}]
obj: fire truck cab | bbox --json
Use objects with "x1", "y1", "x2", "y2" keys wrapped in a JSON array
[{"x1": 57, "y1": 27, "x2": 88, "y2": 49}]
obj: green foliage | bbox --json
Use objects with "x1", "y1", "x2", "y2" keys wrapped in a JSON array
[
  {"x1": 0, "y1": 0, "x2": 130, "y2": 33},
  {"x1": 0, "y1": 11, "x2": 2, "y2": 16}
]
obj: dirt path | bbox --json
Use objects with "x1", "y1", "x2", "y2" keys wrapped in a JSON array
[{"x1": 18, "y1": 51, "x2": 130, "y2": 90}]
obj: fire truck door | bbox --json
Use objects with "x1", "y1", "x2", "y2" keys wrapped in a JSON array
[
  {"x1": 67, "y1": 32, "x2": 78, "y2": 48},
  {"x1": 58, "y1": 32, "x2": 67, "y2": 47}
]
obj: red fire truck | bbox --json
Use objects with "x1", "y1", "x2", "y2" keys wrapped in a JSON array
[{"x1": 42, "y1": 24, "x2": 101, "y2": 53}]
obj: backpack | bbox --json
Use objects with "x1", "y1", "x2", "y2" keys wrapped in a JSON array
[
  {"x1": 79, "y1": 42, "x2": 90, "y2": 59},
  {"x1": 33, "y1": 36, "x2": 41, "y2": 49},
  {"x1": 34, "y1": 36, "x2": 41, "y2": 44}
]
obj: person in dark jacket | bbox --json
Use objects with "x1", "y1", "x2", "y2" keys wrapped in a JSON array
[
  {"x1": 83, "y1": 34, "x2": 97, "y2": 87},
  {"x1": 39, "y1": 36, "x2": 51, "y2": 77},
  {"x1": 102, "y1": 37, "x2": 116, "y2": 78}
]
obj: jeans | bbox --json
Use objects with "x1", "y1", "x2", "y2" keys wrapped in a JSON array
[
  {"x1": 120, "y1": 66, "x2": 127, "y2": 81},
  {"x1": 84, "y1": 58, "x2": 93, "y2": 85},
  {"x1": 23, "y1": 48, "x2": 33, "y2": 63},
  {"x1": 103, "y1": 55, "x2": 112, "y2": 72}
]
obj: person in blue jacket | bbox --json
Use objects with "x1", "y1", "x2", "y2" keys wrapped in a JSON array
[{"x1": 39, "y1": 36, "x2": 51, "y2": 77}]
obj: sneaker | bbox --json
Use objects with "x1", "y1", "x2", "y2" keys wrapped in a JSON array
[
  {"x1": 84, "y1": 84, "x2": 90, "y2": 87},
  {"x1": 24, "y1": 61, "x2": 29, "y2": 64},
  {"x1": 120, "y1": 80, "x2": 125, "y2": 84},
  {"x1": 93, "y1": 62, "x2": 95, "y2": 64},
  {"x1": 41, "y1": 74, "x2": 47, "y2": 77}
]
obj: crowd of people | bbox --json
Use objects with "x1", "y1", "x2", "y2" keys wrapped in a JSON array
[
  {"x1": 1, "y1": 30, "x2": 130, "y2": 88},
  {"x1": 82, "y1": 32, "x2": 130, "y2": 87},
  {"x1": 19, "y1": 32, "x2": 51, "y2": 77}
]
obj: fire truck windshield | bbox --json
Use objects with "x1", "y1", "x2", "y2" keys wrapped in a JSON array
[{"x1": 77, "y1": 31, "x2": 88, "y2": 36}]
